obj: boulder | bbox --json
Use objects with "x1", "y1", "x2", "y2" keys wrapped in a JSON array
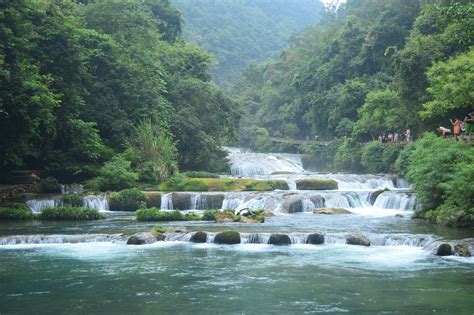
[
  {"x1": 171, "y1": 193, "x2": 192, "y2": 210},
  {"x1": 454, "y1": 244, "x2": 471, "y2": 257},
  {"x1": 369, "y1": 189, "x2": 388, "y2": 205},
  {"x1": 436, "y1": 243, "x2": 453, "y2": 256},
  {"x1": 126, "y1": 232, "x2": 158, "y2": 245},
  {"x1": 306, "y1": 233, "x2": 324, "y2": 245},
  {"x1": 313, "y1": 208, "x2": 351, "y2": 215},
  {"x1": 346, "y1": 234, "x2": 371, "y2": 246},
  {"x1": 214, "y1": 231, "x2": 241, "y2": 244},
  {"x1": 295, "y1": 179, "x2": 338, "y2": 190},
  {"x1": 282, "y1": 195, "x2": 304, "y2": 213},
  {"x1": 190, "y1": 231, "x2": 208, "y2": 243},
  {"x1": 395, "y1": 214, "x2": 404, "y2": 218},
  {"x1": 202, "y1": 194, "x2": 225, "y2": 209},
  {"x1": 268, "y1": 234, "x2": 291, "y2": 245}
]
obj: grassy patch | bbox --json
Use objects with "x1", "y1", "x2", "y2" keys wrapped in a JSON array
[
  {"x1": 40, "y1": 206, "x2": 105, "y2": 220},
  {"x1": 136, "y1": 207, "x2": 201, "y2": 222},
  {"x1": 0, "y1": 203, "x2": 34, "y2": 220},
  {"x1": 295, "y1": 179, "x2": 338, "y2": 190},
  {"x1": 159, "y1": 178, "x2": 288, "y2": 192}
]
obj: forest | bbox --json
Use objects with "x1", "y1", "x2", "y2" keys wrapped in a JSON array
[
  {"x1": 0, "y1": 0, "x2": 240, "y2": 185},
  {"x1": 173, "y1": 0, "x2": 322, "y2": 89}
]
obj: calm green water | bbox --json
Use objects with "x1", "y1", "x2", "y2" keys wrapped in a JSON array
[{"x1": 1, "y1": 212, "x2": 473, "y2": 314}]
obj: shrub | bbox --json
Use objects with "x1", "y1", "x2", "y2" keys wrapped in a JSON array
[
  {"x1": 110, "y1": 188, "x2": 147, "y2": 211},
  {"x1": 381, "y1": 144, "x2": 401, "y2": 173},
  {"x1": 151, "y1": 224, "x2": 167, "y2": 234},
  {"x1": 40, "y1": 206, "x2": 105, "y2": 220},
  {"x1": 361, "y1": 141, "x2": 385, "y2": 173},
  {"x1": 62, "y1": 194, "x2": 83, "y2": 207},
  {"x1": 334, "y1": 138, "x2": 363, "y2": 172},
  {"x1": 202, "y1": 209, "x2": 219, "y2": 221},
  {"x1": 0, "y1": 203, "x2": 33, "y2": 220},
  {"x1": 94, "y1": 155, "x2": 139, "y2": 191},
  {"x1": 295, "y1": 179, "x2": 338, "y2": 190}
]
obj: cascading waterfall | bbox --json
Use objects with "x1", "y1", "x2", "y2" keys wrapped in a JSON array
[
  {"x1": 161, "y1": 193, "x2": 173, "y2": 210},
  {"x1": 83, "y1": 195, "x2": 109, "y2": 211},
  {"x1": 373, "y1": 191, "x2": 416, "y2": 211},
  {"x1": 60, "y1": 184, "x2": 84, "y2": 194},
  {"x1": 26, "y1": 198, "x2": 62, "y2": 213}
]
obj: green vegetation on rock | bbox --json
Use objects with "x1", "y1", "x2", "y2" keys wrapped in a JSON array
[
  {"x1": 295, "y1": 179, "x2": 338, "y2": 190},
  {"x1": 0, "y1": 203, "x2": 34, "y2": 220},
  {"x1": 110, "y1": 189, "x2": 148, "y2": 212},
  {"x1": 159, "y1": 177, "x2": 288, "y2": 192},
  {"x1": 40, "y1": 206, "x2": 105, "y2": 221},
  {"x1": 136, "y1": 208, "x2": 200, "y2": 222}
]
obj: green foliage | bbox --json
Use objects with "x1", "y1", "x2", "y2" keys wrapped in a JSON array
[
  {"x1": 422, "y1": 48, "x2": 474, "y2": 118},
  {"x1": 202, "y1": 209, "x2": 219, "y2": 221},
  {"x1": 93, "y1": 156, "x2": 139, "y2": 191},
  {"x1": 40, "y1": 206, "x2": 105, "y2": 220},
  {"x1": 334, "y1": 139, "x2": 363, "y2": 172},
  {"x1": 360, "y1": 141, "x2": 385, "y2": 174},
  {"x1": 136, "y1": 207, "x2": 200, "y2": 222},
  {"x1": 184, "y1": 171, "x2": 220, "y2": 178},
  {"x1": 0, "y1": 203, "x2": 33, "y2": 220},
  {"x1": 151, "y1": 224, "x2": 167, "y2": 234},
  {"x1": 110, "y1": 188, "x2": 147, "y2": 212},
  {"x1": 405, "y1": 133, "x2": 474, "y2": 227},
  {"x1": 159, "y1": 178, "x2": 286, "y2": 192},
  {"x1": 62, "y1": 194, "x2": 83, "y2": 207}
]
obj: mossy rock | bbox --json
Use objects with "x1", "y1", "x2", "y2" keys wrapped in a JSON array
[
  {"x1": 346, "y1": 234, "x2": 371, "y2": 246},
  {"x1": 214, "y1": 231, "x2": 241, "y2": 244},
  {"x1": 215, "y1": 211, "x2": 238, "y2": 223},
  {"x1": 268, "y1": 234, "x2": 291, "y2": 245},
  {"x1": 295, "y1": 179, "x2": 338, "y2": 190},
  {"x1": 313, "y1": 208, "x2": 351, "y2": 215},
  {"x1": 190, "y1": 231, "x2": 208, "y2": 243},
  {"x1": 306, "y1": 233, "x2": 324, "y2": 245},
  {"x1": 270, "y1": 171, "x2": 294, "y2": 175},
  {"x1": 269, "y1": 180, "x2": 289, "y2": 190}
]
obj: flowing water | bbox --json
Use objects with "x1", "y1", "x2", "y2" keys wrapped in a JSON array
[{"x1": 1, "y1": 148, "x2": 473, "y2": 314}]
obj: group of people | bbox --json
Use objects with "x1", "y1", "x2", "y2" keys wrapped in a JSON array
[
  {"x1": 437, "y1": 111, "x2": 474, "y2": 141},
  {"x1": 378, "y1": 129, "x2": 412, "y2": 144}
]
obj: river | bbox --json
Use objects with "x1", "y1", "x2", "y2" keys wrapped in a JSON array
[{"x1": 0, "y1": 149, "x2": 473, "y2": 314}]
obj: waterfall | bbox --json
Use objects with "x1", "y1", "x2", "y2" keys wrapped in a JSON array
[
  {"x1": 83, "y1": 195, "x2": 109, "y2": 211},
  {"x1": 26, "y1": 199, "x2": 62, "y2": 213},
  {"x1": 161, "y1": 193, "x2": 173, "y2": 210},
  {"x1": 0, "y1": 234, "x2": 124, "y2": 245},
  {"x1": 373, "y1": 191, "x2": 416, "y2": 211},
  {"x1": 190, "y1": 194, "x2": 207, "y2": 210},
  {"x1": 226, "y1": 148, "x2": 304, "y2": 176},
  {"x1": 60, "y1": 184, "x2": 84, "y2": 194}
]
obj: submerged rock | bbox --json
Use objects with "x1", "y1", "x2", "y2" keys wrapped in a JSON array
[
  {"x1": 395, "y1": 214, "x2": 404, "y2": 218},
  {"x1": 306, "y1": 233, "x2": 325, "y2": 245},
  {"x1": 268, "y1": 234, "x2": 291, "y2": 245},
  {"x1": 436, "y1": 243, "x2": 453, "y2": 256},
  {"x1": 313, "y1": 208, "x2": 351, "y2": 215},
  {"x1": 214, "y1": 231, "x2": 240, "y2": 244},
  {"x1": 126, "y1": 232, "x2": 158, "y2": 245},
  {"x1": 454, "y1": 244, "x2": 471, "y2": 257},
  {"x1": 346, "y1": 234, "x2": 371, "y2": 246},
  {"x1": 190, "y1": 231, "x2": 208, "y2": 243}
]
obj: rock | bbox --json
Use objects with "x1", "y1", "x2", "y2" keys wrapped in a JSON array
[
  {"x1": 306, "y1": 233, "x2": 324, "y2": 245},
  {"x1": 190, "y1": 231, "x2": 208, "y2": 243},
  {"x1": 155, "y1": 233, "x2": 166, "y2": 241},
  {"x1": 126, "y1": 232, "x2": 158, "y2": 245},
  {"x1": 309, "y1": 195, "x2": 325, "y2": 208},
  {"x1": 171, "y1": 193, "x2": 192, "y2": 210},
  {"x1": 241, "y1": 216, "x2": 265, "y2": 223},
  {"x1": 144, "y1": 192, "x2": 161, "y2": 208},
  {"x1": 201, "y1": 194, "x2": 225, "y2": 209},
  {"x1": 295, "y1": 179, "x2": 338, "y2": 190},
  {"x1": 214, "y1": 231, "x2": 240, "y2": 244},
  {"x1": 268, "y1": 234, "x2": 291, "y2": 245},
  {"x1": 369, "y1": 189, "x2": 388, "y2": 205},
  {"x1": 395, "y1": 214, "x2": 404, "y2": 218},
  {"x1": 236, "y1": 208, "x2": 253, "y2": 216},
  {"x1": 313, "y1": 208, "x2": 351, "y2": 215},
  {"x1": 282, "y1": 196, "x2": 304, "y2": 213},
  {"x1": 436, "y1": 243, "x2": 453, "y2": 256},
  {"x1": 346, "y1": 234, "x2": 371, "y2": 246},
  {"x1": 171, "y1": 192, "x2": 224, "y2": 210},
  {"x1": 454, "y1": 244, "x2": 471, "y2": 257},
  {"x1": 215, "y1": 211, "x2": 236, "y2": 223}
]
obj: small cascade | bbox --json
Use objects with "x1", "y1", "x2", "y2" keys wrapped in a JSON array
[
  {"x1": 83, "y1": 195, "x2": 109, "y2": 211},
  {"x1": 191, "y1": 194, "x2": 207, "y2": 210},
  {"x1": 0, "y1": 234, "x2": 124, "y2": 245},
  {"x1": 373, "y1": 191, "x2": 416, "y2": 211},
  {"x1": 60, "y1": 184, "x2": 84, "y2": 194},
  {"x1": 26, "y1": 198, "x2": 62, "y2": 213},
  {"x1": 161, "y1": 193, "x2": 173, "y2": 210}
]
